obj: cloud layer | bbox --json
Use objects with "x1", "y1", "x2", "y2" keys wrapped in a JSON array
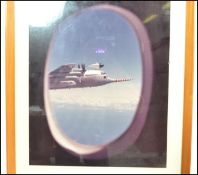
[{"x1": 49, "y1": 82, "x2": 141, "y2": 111}]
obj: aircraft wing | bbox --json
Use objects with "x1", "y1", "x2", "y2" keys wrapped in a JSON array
[
  {"x1": 49, "y1": 64, "x2": 81, "y2": 89},
  {"x1": 49, "y1": 64, "x2": 76, "y2": 78}
]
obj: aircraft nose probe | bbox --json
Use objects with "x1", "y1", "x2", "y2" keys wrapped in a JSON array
[{"x1": 112, "y1": 78, "x2": 132, "y2": 82}]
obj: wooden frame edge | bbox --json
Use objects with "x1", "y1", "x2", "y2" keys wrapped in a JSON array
[
  {"x1": 5, "y1": 1, "x2": 195, "y2": 174},
  {"x1": 181, "y1": 1, "x2": 195, "y2": 174},
  {"x1": 6, "y1": 1, "x2": 16, "y2": 174}
]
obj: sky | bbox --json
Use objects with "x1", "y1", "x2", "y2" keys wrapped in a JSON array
[
  {"x1": 47, "y1": 9, "x2": 142, "y2": 82},
  {"x1": 46, "y1": 8, "x2": 143, "y2": 145}
]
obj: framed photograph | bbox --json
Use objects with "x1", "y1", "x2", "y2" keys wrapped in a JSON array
[{"x1": 6, "y1": 1, "x2": 195, "y2": 174}]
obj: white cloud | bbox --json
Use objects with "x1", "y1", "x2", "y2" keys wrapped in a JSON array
[{"x1": 49, "y1": 82, "x2": 141, "y2": 111}]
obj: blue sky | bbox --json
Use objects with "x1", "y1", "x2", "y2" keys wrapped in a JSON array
[{"x1": 47, "y1": 9, "x2": 142, "y2": 82}]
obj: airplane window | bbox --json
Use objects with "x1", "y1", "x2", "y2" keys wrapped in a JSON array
[{"x1": 44, "y1": 4, "x2": 152, "y2": 158}]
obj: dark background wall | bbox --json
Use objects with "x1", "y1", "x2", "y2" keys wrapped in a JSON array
[{"x1": 29, "y1": 1, "x2": 169, "y2": 167}]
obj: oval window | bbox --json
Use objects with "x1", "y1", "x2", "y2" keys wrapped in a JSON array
[{"x1": 44, "y1": 5, "x2": 153, "y2": 159}]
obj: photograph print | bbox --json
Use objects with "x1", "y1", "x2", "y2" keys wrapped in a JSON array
[{"x1": 29, "y1": 1, "x2": 170, "y2": 167}]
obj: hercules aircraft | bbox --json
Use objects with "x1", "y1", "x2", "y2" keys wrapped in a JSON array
[{"x1": 49, "y1": 63, "x2": 131, "y2": 89}]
